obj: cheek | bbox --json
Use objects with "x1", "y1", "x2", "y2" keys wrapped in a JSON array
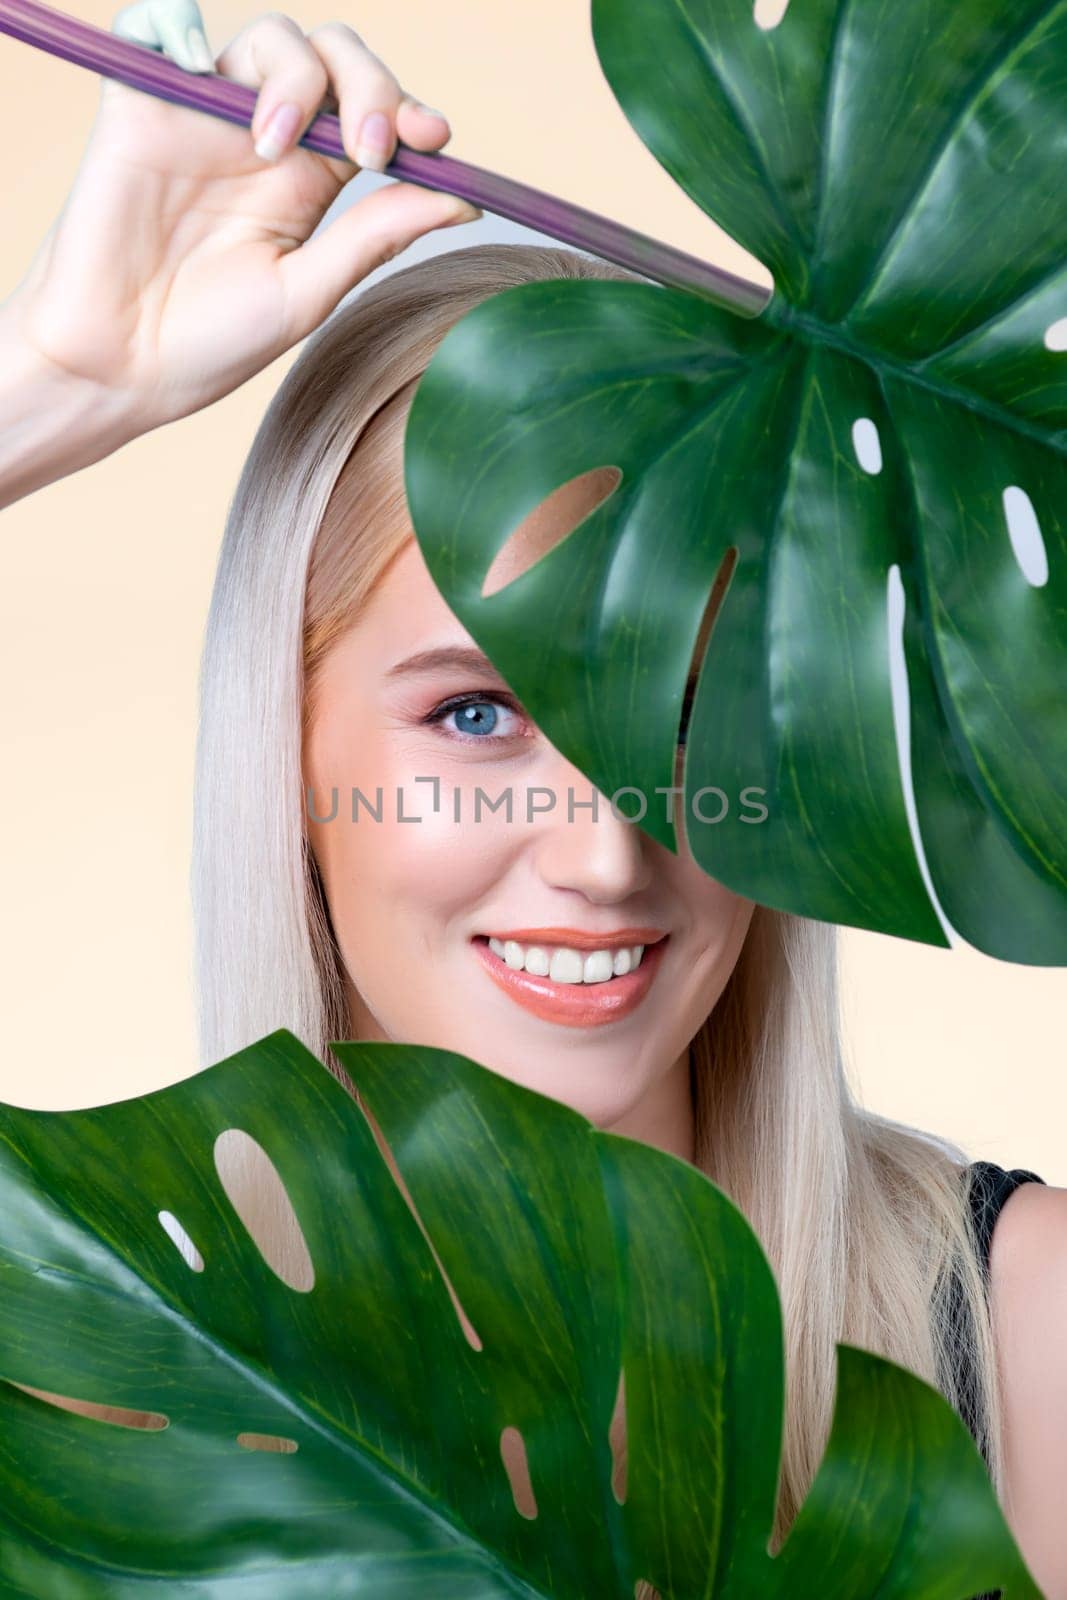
[
  {"x1": 669, "y1": 875, "x2": 754, "y2": 1033},
  {"x1": 312, "y1": 780, "x2": 520, "y2": 942},
  {"x1": 673, "y1": 854, "x2": 756, "y2": 955}
]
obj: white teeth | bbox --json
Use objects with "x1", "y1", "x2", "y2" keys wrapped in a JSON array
[
  {"x1": 484, "y1": 937, "x2": 649, "y2": 984},
  {"x1": 583, "y1": 950, "x2": 614, "y2": 984},
  {"x1": 523, "y1": 946, "x2": 550, "y2": 977},
  {"x1": 549, "y1": 948, "x2": 584, "y2": 984}
]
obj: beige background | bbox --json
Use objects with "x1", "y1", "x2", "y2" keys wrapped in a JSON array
[{"x1": 0, "y1": 0, "x2": 1063, "y2": 1182}]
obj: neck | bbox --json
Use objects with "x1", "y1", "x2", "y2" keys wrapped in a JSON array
[{"x1": 604, "y1": 1045, "x2": 695, "y2": 1165}]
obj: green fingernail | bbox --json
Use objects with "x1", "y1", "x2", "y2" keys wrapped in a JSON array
[{"x1": 185, "y1": 25, "x2": 214, "y2": 72}]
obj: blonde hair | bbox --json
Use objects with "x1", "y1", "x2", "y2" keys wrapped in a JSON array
[{"x1": 191, "y1": 243, "x2": 1002, "y2": 1553}]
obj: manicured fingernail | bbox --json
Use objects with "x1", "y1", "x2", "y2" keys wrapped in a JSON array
[
  {"x1": 254, "y1": 101, "x2": 302, "y2": 163},
  {"x1": 185, "y1": 25, "x2": 214, "y2": 72},
  {"x1": 354, "y1": 109, "x2": 393, "y2": 172},
  {"x1": 449, "y1": 201, "x2": 482, "y2": 225}
]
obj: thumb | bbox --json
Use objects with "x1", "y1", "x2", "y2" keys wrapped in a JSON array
[{"x1": 276, "y1": 180, "x2": 482, "y2": 338}]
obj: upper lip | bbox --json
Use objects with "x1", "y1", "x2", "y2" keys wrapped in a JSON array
[{"x1": 479, "y1": 926, "x2": 668, "y2": 951}]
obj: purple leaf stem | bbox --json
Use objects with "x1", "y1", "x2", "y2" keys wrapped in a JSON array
[{"x1": 0, "y1": 0, "x2": 771, "y2": 316}]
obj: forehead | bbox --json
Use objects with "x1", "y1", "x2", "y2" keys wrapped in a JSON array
[
  {"x1": 325, "y1": 465, "x2": 621, "y2": 675},
  {"x1": 369, "y1": 537, "x2": 461, "y2": 639},
  {"x1": 316, "y1": 538, "x2": 484, "y2": 697},
  {"x1": 379, "y1": 463, "x2": 620, "y2": 611}
]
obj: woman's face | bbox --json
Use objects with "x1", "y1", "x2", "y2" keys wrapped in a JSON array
[{"x1": 302, "y1": 477, "x2": 755, "y2": 1151}]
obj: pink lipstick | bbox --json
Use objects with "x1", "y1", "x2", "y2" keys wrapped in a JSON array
[{"x1": 470, "y1": 933, "x2": 669, "y2": 1028}]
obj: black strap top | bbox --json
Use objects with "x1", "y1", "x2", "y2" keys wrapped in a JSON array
[
  {"x1": 955, "y1": 1160, "x2": 1044, "y2": 1600},
  {"x1": 965, "y1": 1161, "x2": 1045, "y2": 1285},
  {"x1": 955, "y1": 1160, "x2": 1044, "y2": 1449}
]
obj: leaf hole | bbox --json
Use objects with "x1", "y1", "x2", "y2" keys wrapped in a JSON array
[
  {"x1": 10, "y1": 1384, "x2": 169, "y2": 1430},
  {"x1": 885, "y1": 565, "x2": 958, "y2": 945},
  {"x1": 673, "y1": 546, "x2": 738, "y2": 805},
  {"x1": 213, "y1": 1129, "x2": 315, "y2": 1293},
  {"x1": 609, "y1": 1367, "x2": 627, "y2": 1504},
  {"x1": 1043, "y1": 316, "x2": 1067, "y2": 351},
  {"x1": 158, "y1": 1209, "x2": 205, "y2": 1272},
  {"x1": 500, "y1": 1424, "x2": 538, "y2": 1519},
  {"x1": 236, "y1": 1431, "x2": 299, "y2": 1453},
  {"x1": 355, "y1": 1093, "x2": 483, "y2": 1352},
  {"x1": 851, "y1": 417, "x2": 883, "y2": 475},
  {"x1": 1002, "y1": 485, "x2": 1049, "y2": 587},
  {"x1": 753, "y1": 0, "x2": 790, "y2": 28},
  {"x1": 480, "y1": 466, "x2": 622, "y2": 599}
]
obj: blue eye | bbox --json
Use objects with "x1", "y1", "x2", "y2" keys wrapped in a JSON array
[
  {"x1": 426, "y1": 693, "x2": 526, "y2": 743},
  {"x1": 453, "y1": 701, "x2": 500, "y2": 736}
]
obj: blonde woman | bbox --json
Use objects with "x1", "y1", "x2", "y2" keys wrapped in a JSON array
[{"x1": 1, "y1": 4, "x2": 1064, "y2": 1593}]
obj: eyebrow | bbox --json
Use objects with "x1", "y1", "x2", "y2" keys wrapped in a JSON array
[
  {"x1": 384, "y1": 645, "x2": 512, "y2": 683},
  {"x1": 386, "y1": 645, "x2": 702, "y2": 704}
]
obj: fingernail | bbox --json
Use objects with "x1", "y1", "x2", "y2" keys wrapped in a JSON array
[
  {"x1": 254, "y1": 101, "x2": 302, "y2": 163},
  {"x1": 414, "y1": 102, "x2": 448, "y2": 122},
  {"x1": 448, "y1": 201, "x2": 482, "y2": 225},
  {"x1": 354, "y1": 109, "x2": 393, "y2": 172},
  {"x1": 185, "y1": 25, "x2": 214, "y2": 72}
]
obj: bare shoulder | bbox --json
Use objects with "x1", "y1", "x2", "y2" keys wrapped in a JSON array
[
  {"x1": 989, "y1": 1176, "x2": 1067, "y2": 1369},
  {"x1": 988, "y1": 1180, "x2": 1067, "y2": 1597},
  {"x1": 990, "y1": 1177, "x2": 1067, "y2": 1282}
]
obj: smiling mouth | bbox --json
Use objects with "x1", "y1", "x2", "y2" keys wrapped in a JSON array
[{"x1": 469, "y1": 934, "x2": 670, "y2": 1028}]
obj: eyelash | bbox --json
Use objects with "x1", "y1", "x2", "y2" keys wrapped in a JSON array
[
  {"x1": 423, "y1": 687, "x2": 695, "y2": 748},
  {"x1": 423, "y1": 691, "x2": 530, "y2": 745}
]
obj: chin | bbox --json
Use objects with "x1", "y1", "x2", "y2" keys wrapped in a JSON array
[{"x1": 459, "y1": 1042, "x2": 655, "y2": 1130}]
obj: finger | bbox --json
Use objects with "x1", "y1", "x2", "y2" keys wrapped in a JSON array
[
  {"x1": 395, "y1": 93, "x2": 453, "y2": 154},
  {"x1": 111, "y1": 0, "x2": 213, "y2": 74},
  {"x1": 277, "y1": 180, "x2": 482, "y2": 337},
  {"x1": 213, "y1": 12, "x2": 331, "y2": 162},
  {"x1": 151, "y1": 0, "x2": 215, "y2": 72},
  {"x1": 303, "y1": 21, "x2": 406, "y2": 171}
]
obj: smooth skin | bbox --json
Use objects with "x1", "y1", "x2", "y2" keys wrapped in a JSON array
[
  {"x1": 302, "y1": 491, "x2": 756, "y2": 1155},
  {"x1": 0, "y1": 4, "x2": 1065, "y2": 1591}
]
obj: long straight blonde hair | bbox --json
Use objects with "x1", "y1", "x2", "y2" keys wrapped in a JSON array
[{"x1": 191, "y1": 242, "x2": 1003, "y2": 1551}]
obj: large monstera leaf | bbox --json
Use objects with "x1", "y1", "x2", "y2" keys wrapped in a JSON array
[
  {"x1": 0, "y1": 1029, "x2": 1042, "y2": 1597},
  {"x1": 403, "y1": 0, "x2": 1067, "y2": 964}
]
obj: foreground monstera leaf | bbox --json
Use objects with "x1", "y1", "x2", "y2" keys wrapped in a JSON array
[
  {"x1": 404, "y1": 0, "x2": 1067, "y2": 964},
  {"x1": 0, "y1": 1029, "x2": 1041, "y2": 1597}
]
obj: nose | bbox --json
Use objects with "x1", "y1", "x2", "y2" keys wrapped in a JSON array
[{"x1": 530, "y1": 755, "x2": 655, "y2": 902}]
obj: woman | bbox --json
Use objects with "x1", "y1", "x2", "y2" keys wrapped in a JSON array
[{"x1": 1, "y1": 3, "x2": 1064, "y2": 1590}]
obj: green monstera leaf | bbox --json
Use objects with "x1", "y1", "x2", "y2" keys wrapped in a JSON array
[
  {"x1": 0, "y1": 1029, "x2": 1042, "y2": 1597},
  {"x1": 403, "y1": 0, "x2": 1067, "y2": 965}
]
